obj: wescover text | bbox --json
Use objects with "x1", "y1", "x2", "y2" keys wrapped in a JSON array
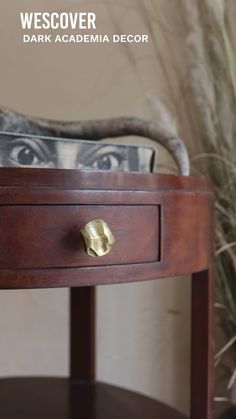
[
  {"x1": 20, "y1": 11, "x2": 149, "y2": 44},
  {"x1": 20, "y1": 12, "x2": 96, "y2": 30}
]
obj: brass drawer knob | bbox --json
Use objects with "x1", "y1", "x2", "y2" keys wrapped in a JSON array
[{"x1": 80, "y1": 219, "x2": 115, "y2": 257}]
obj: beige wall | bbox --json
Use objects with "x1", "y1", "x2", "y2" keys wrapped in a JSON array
[{"x1": 0, "y1": 0, "x2": 191, "y2": 415}]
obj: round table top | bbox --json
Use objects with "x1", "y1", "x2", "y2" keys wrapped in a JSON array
[
  {"x1": 0, "y1": 168, "x2": 214, "y2": 289},
  {"x1": 0, "y1": 377, "x2": 187, "y2": 419}
]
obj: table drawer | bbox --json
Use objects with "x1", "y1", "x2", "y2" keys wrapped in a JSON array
[{"x1": 0, "y1": 205, "x2": 160, "y2": 269}]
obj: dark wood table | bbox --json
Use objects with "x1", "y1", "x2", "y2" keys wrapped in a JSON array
[{"x1": 0, "y1": 168, "x2": 214, "y2": 419}]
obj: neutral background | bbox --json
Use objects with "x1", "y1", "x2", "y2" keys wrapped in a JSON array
[{"x1": 0, "y1": 0, "x2": 193, "y2": 415}]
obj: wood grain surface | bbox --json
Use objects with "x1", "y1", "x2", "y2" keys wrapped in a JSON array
[
  {"x1": 0, "y1": 205, "x2": 159, "y2": 268},
  {"x1": 0, "y1": 378, "x2": 187, "y2": 419},
  {"x1": 0, "y1": 168, "x2": 213, "y2": 289},
  {"x1": 0, "y1": 167, "x2": 214, "y2": 419}
]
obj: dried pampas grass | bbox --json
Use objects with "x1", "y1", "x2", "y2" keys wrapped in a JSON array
[
  {"x1": 111, "y1": 0, "x2": 236, "y2": 408},
  {"x1": 136, "y1": 0, "x2": 236, "y2": 407}
]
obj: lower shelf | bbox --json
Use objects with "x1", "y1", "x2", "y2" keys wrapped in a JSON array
[{"x1": 0, "y1": 377, "x2": 186, "y2": 419}]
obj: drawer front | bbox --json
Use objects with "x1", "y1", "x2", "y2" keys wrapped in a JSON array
[{"x1": 0, "y1": 205, "x2": 159, "y2": 269}]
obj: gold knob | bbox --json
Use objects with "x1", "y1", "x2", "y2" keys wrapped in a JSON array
[{"x1": 80, "y1": 219, "x2": 115, "y2": 257}]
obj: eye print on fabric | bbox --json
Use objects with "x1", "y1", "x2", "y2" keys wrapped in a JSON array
[
  {"x1": 3, "y1": 137, "x2": 54, "y2": 168},
  {"x1": 76, "y1": 146, "x2": 127, "y2": 171},
  {"x1": 0, "y1": 134, "x2": 154, "y2": 172}
]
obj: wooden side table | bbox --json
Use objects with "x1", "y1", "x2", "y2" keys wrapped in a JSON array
[{"x1": 0, "y1": 168, "x2": 214, "y2": 419}]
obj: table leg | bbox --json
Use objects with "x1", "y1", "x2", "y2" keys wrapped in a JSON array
[
  {"x1": 70, "y1": 286, "x2": 96, "y2": 381},
  {"x1": 191, "y1": 269, "x2": 214, "y2": 419}
]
